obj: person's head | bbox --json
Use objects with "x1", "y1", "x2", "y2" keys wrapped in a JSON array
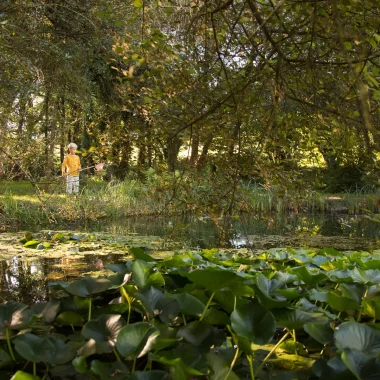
[{"x1": 67, "y1": 143, "x2": 78, "y2": 154}]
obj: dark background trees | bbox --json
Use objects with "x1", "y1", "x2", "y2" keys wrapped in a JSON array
[{"x1": 0, "y1": 0, "x2": 379, "y2": 192}]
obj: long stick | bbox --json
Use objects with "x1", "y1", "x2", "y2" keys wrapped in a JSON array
[
  {"x1": 62, "y1": 165, "x2": 94, "y2": 177},
  {"x1": 255, "y1": 331, "x2": 290, "y2": 376}
]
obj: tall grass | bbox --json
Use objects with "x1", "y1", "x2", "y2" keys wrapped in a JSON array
[{"x1": 0, "y1": 176, "x2": 379, "y2": 229}]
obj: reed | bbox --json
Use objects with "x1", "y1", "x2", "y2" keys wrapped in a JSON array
[{"x1": 0, "y1": 178, "x2": 378, "y2": 229}]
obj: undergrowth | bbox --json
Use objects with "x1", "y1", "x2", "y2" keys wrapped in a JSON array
[{"x1": 0, "y1": 172, "x2": 379, "y2": 228}]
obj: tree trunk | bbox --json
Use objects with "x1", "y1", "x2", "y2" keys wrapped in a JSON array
[
  {"x1": 198, "y1": 133, "x2": 214, "y2": 169},
  {"x1": 190, "y1": 126, "x2": 199, "y2": 165},
  {"x1": 59, "y1": 96, "x2": 66, "y2": 163},
  {"x1": 137, "y1": 136, "x2": 146, "y2": 169},
  {"x1": 44, "y1": 92, "x2": 51, "y2": 178},
  {"x1": 46, "y1": 98, "x2": 57, "y2": 179},
  {"x1": 167, "y1": 135, "x2": 182, "y2": 172}
]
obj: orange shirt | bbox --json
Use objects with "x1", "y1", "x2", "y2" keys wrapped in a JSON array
[{"x1": 62, "y1": 155, "x2": 81, "y2": 176}]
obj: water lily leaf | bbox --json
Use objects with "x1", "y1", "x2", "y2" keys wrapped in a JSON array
[
  {"x1": 65, "y1": 277, "x2": 111, "y2": 297},
  {"x1": 39, "y1": 242, "x2": 51, "y2": 250},
  {"x1": 82, "y1": 314, "x2": 126, "y2": 354},
  {"x1": 31, "y1": 299, "x2": 60, "y2": 323},
  {"x1": 172, "y1": 292, "x2": 205, "y2": 317},
  {"x1": 187, "y1": 269, "x2": 238, "y2": 293},
  {"x1": 320, "y1": 260, "x2": 347, "y2": 271},
  {"x1": 92, "y1": 303, "x2": 131, "y2": 319},
  {"x1": 327, "y1": 269, "x2": 355, "y2": 283},
  {"x1": 297, "y1": 297, "x2": 336, "y2": 318},
  {"x1": 254, "y1": 274, "x2": 289, "y2": 309},
  {"x1": 56, "y1": 311, "x2": 84, "y2": 327},
  {"x1": 106, "y1": 263, "x2": 130, "y2": 274},
  {"x1": 14, "y1": 333, "x2": 55, "y2": 363},
  {"x1": 341, "y1": 348, "x2": 380, "y2": 379},
  {"x1": 207, "y1": 352, "x2": 240, "y2": 380},
  {"x1": 273, "y1": 271, "x2": 298, "y2": 285},
  {"x1": 116, "y1": 322, "x2": 160, "y2": 359},
  {"x1": 60, "y1": 296, "x2": 91, "y2": 312},
  {"x1": 10, "y1": 371, "x2": 41, "y2": 380},
  {"x1": 213, "y1": 289, "x2": 248, "y2": 314},
  {"x1": 228, "y1": 281, "x2": 255, "y2": 297},
  {"x1": 90, "y1": 360, "x2": 129, "y2": 380},
  {"x1": 153, "y1": 337, "x2": 180, "y2": 351},
  {"x1": 304, "y1": 323, "x2": 334, "y2": 345},
  {"x1": 266, "y1": 352, "x2": 315, "y2": 370},
  {"x1": 0, "y1": 302, "x2": 33, "y2": 331},
  {"x1": 313, "y1": 356, "x2": 356, "y2": 380},
  {"x1": 128, "y1": 370, "x2": 169, "y2": 380},
  {"x1": 137, "y1": 287, "x2": 180, "y2": 323},
  {"x1": 292, "y1": 266, "x2": 327, "y2": 285},
  {"x1": 339, "y1": 283, "x2": 367, "y2": 304},
  {"x1": 231, "y1": 303, "x2": 276, "y2": 344},
  {"x1": 46, "y1": 336, "x2": 80, "y2": 365},
  {"x1": 151, "y1": 343, "x2": 208, "y2": 376},
  {"x1": 108, "y1": 273, "x2": 132, "y2": 288},
  {"x1": 279, "y1": 340, "x2": 308, "y2": 356},
  {"x1": 363, "y1": 299, "x2": 380, "y2": 320},
  {"x1": 335, "y1": 322, "x2": 380, "y2": 354},
  {"x1": 24, "y1": 240, "x2": 39, "y2": 248},
  {"x1": 327, "y1": 292, "x2": 360, "y2": 311},
  {"x1": 0, "y1": 348, "x2": 11, "y2": 369},
  {"x1": 72, "y1": 355, "x2": 88, "y2": 373},
  {"x1": 365, "y1": 270, "x2": 380, "y2": 285},
  {"x1": 51, "y1": 233, "x2": 65, "y2": 242},
  {"x1": 308, "y1": 289, "x2": 329, "y2": 303},
  {"x1": 291, "y1": 254, "x2": 312, "y2": 264},
  {"x1": 131, "y1": 261, "x2": 165, "y2": 289},
  {"x1": 276, "y1": 288, "x2": 303, "y2": 301},
  {"x1": 234, "y1": 334, "x2": 254, "y2": 355},
  {"x1": 177, "y1": 320, "x2": 225, "y2": 349},
  {"x1": 311, "y1": 255, "x2": 330, "y2": 267},
  {"x1": 70, "y1": 234, "x2": 85, "y2": 241},
  {"x1": 129, "y1": 247, "x2": 155, "y2": 262},
  {"x1": 363, "y1": 260, "x2": 380, "y2": 270},
  {"x1": 273, "y1": 308, "x2": 328, "y2": 329},
  {"x1": 77, "y1": 339, "x2": 96, "y2": 357},
  {"x1": 205, "y1": 307, "x2": 230, "y2": 326}
]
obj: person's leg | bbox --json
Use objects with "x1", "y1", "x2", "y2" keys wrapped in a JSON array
[
  {"x1": 67, "y1": 176, "x2": 73, "y2": 194},
  {"x1": 73, "y1": 176, "x2": 79, "y2": 194}
]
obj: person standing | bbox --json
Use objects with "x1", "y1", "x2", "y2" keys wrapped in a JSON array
[{"x1": 62, "y1": 143, "x2": 81, "y2": 194}]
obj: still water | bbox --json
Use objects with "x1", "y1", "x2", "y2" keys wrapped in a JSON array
[{"x1": 1, "y1": 213, "x2": 379, "y2": 303}]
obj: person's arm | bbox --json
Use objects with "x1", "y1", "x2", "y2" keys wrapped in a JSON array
[{"x1": 62, "y1": 157, "x2": 67, "y2": 176}]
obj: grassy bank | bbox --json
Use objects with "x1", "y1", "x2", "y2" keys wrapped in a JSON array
[{"x1": 0, "y1": 176, "x2": 379, "y2": 229}]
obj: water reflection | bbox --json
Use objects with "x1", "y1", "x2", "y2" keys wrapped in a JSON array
[
  {"x1": 1, "y1": 213, "x2": 379, "y2": 303},
  {"x1": 0, "y1": 254, "x2": 124, "y2": 303},
  {"x1": 92, "y1": 213, "x2": 380, "y2": 248}
]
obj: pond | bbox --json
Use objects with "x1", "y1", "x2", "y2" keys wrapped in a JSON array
[{"x1": 1, "y1": 213, "x2": 379, "y2": 304}]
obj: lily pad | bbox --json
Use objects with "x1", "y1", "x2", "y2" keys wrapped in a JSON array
[
  {"x1": 64, "y1": 277, "x2": 111, "y2": 297},
  {"x1": 231, "y1": 303, "x2": 276, "y2": 345},
  {"x1": 116, "y1": 322, "x2": 160, "y2": 359},
  {"x1": 82, "y1": 314, "x2": 126, "y2": 354},
  {"x1": 334, "y1": 322, "x2": 380, "y2": 354},
  {"x1": 131, "y1": 260, "x2": 165, "y2": 289},
  {"x1": 187, "y1": 269, "x2": 239, "y2": 293}
]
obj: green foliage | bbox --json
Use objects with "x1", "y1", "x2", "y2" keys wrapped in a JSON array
[
  {"x1": 2, "y1": 246, "x2": 380, "y2": 378},
  {"x1": 1, "y1": 0, "x2": 379, "y2": 213}
]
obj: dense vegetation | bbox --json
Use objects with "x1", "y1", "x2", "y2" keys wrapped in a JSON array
[
  {"x1": 1, "y1": 3, "x2": 380, "y2": 378},
  {"x1": 1, "y1": 0, "x2": 379, "y2": 206},
  {"x1": 1, "y1": 177, "x2": 379, "y2": 229},
  {"x1": 2, "y1": 236, "x2": 380, "y2": 379}
]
